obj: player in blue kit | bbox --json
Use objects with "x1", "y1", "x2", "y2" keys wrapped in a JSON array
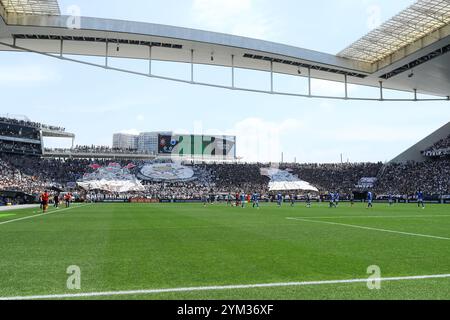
[
  {"x1": 290, "y1": 194, "x2": 295, "y2": 207},
  {"x1": 252, "y1": 193, "x2": 260, "y2": 209},
  {"x1": 202, "y1": 193, "x2": 208, "y2": 207},
  {"x1": 367, "y1": 191, "x2": 373, "y2": 208},
  {"x1": 329, "y1": 192, "x2": 336, "y2": 208},
  {"x1": 240, "y1": 192, "x2": 246, "y2": 208},
  {"x1": 417, "y1": 190, "x2": 425, "y2": 209},
  {"x1": 388, "y1": 193, "x2": 394, "y2": 206},
  {"x1": 335, "y1": 192, "x2": 340, "y2": 207},
  {"x1": 277, "y1": 193, "x2": 283, "y2": 207}
]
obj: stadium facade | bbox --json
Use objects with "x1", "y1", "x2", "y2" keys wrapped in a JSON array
[{"x1": 0, "y1": 0, "x2": 450, "y2": 101}]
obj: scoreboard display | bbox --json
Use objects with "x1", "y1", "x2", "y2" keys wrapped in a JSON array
[{"x1": 158, "y1": 134, "x2": 236, "y2": 158}]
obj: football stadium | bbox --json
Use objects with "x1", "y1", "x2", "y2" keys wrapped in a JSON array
[{"x1": 0, "y1": 0, "x2": 450, "y2": 303}]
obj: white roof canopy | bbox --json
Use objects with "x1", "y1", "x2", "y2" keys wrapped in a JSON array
[
  {"x1": 339, "y1": 0, "x2": 450, "y2": 63},
  {"x1": 1, "y1": 0, "x2": 450, "y2": 98},
  {"x1": 0, "y1": 0, "x2": 60, "y2": 16}
]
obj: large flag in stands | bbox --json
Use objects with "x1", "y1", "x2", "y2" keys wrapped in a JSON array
[{"x1": 78, "y1": 163, "x2": 144, "y2": 193}]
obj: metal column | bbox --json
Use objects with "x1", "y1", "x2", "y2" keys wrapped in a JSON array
[
  {"x1": 344, "y1": 75, "x2": 348, "y2": 99},
  {"x1": 105, "y1": 39, "x2": 109, "y2": 68},
  {"x1": 308, "y1": 67, "x2": 312, "y2": 97},
  {"x1": 379, "y1": 81, "x2": 384, "y2": 100},
  {"x1": 231, "y1": 54, "x2": 235, "y2": 89},
  {"x1": 270, "y1": 61, "x2": 274, "y2": 93},
  {"x1": 190, "y1": 49, "x2": 194, "y2": 83},
  {"x1": 148, "y1": 45, "x2": 152, "y2": 76}
]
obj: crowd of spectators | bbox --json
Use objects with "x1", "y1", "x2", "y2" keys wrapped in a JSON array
[
  {"x1": 0, "y1": 154, "x2": 96, "y2": 194},
  {"x1": 0, "y1": 116, "x2": 65, "y2": 132},
  {"x1": 375, "y1": 159, "x2": 450, "y2": 196},
  {"x1": 422, "y1": 134, "x2": 450, "y2": 158},
  {"x1": 45, "y1": 146, "x2": 154, "y2": 155},
  {"x1": 0, "y1": 156, "x2": 46, "y2": 195},
  {"x1": 1, "y1": 152, "x2": 449, "y2": 200},
  {"x1": 283, "y1": 162, "x2": 383, "y2": 194},
  {"x1": 0, "y1": 141, "x2": 42, "y2": 156},
  {"x1": 0, "y1": 122, "x2": 40, "y2": 140},
  {"x1": 206, "y1": 163, "x2": 270, "y2": 195}
]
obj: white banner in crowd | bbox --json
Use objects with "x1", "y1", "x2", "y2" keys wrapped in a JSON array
[
  {"x1": 77, "y1": 163, "x2": 144, "y2": 193},
  {"x1": 138, "y1": 163, "x2": 196, "y2": 182},
  {"x1": 260, "y1": 168, "x2": 319, "y2": 192}
]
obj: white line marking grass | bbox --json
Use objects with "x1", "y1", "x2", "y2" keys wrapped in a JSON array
[
  {"x1": 1, "y1": 274, "x2": 450, "y2": 300},
  {"x1": 288, "y1": 215, "x2": 450, "y2": 220},
  {"x1": 0, "y1": 204, "x2": 92, "y2": 226},
  {"x1": 287, "y1": 217, "x2": 450, "y2": 241}
]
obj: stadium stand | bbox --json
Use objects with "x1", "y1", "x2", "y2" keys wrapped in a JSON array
[
  {"x1": 0, "y1": 116, "x2": 65, "y2": 133},
  {"x1": 281, "y1": 163, "x2": 383, "y2": 193},
  {"x1": 422, "y1": 134, "x2": 450, "y2": 158},
  {"x1": 0, "y1": 115, "x2": 448, "y2": 203},
  {"x1": 1, "y1": 151, "x2": 449, "y2": 203},
  {"x1": 45, "y1": 146, "x2": 153, "y2": 155},
  {"x1": 0, "y1": 141, "x2": 42, "y2": 156},
  {"x1": 0, "y1": 116, "x2": 72, "y2": 157},
  {"x1": 375, "y1": 159, "x2": 450, "y2": 196},
  {"x1": 0, "y1": 122, "x2": 40, "y2": 140}
]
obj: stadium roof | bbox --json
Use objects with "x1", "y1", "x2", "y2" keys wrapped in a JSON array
[
  {"x1": 0, "y1": 0, "x2": 60, "y2": 16},
  {"x1": 339, "y1": 0, "x2": 450, "y2": 64},
  {"x1": 0, "y1": 0, "x2": 450, "y2": 100}
]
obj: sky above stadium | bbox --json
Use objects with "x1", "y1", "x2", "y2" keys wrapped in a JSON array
[{"x1": 1, "y1": 0, "x2": 450, "y2": 163}]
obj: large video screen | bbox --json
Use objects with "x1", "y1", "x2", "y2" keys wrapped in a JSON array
[{"x1": 158, "y1": 134, "x2": 236, "y2": 158}]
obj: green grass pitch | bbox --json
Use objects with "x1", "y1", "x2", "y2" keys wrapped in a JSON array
[{"x1": 0, "y1": 202, "x2": 449, "y2": 300}]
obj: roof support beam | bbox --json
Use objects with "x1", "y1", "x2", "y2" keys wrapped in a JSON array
[
  {"x1": 231, "y1": 54, "x2": 235, "y2": 89},
  {"x1": 308, "y1": 67, "x2": 311, "y2": 97},
  {"x1": 105, "y1": 39, "x2": 109, "y2": 68},
  {"x1": 148, "y1": 45, "x2": 152, "y2": 76},
  {"x1": 379, "y1": 81, "x2": 384, "y2": 101},
  {"x1": 270, "y1": 61, "x2": 274, "y2": 93},
  {"x1": 344, "y1": 74, "x2": 348, "y2": 99},
  {"x1": 190, "y1": 49, "x2": 194, "y2": 83},
  {"x1": 1, "y1": 39, "x2": 448, "y2": 102}
]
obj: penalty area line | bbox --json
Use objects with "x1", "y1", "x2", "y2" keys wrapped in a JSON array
[
  {"x1": 1, "y1": 274, "x2": 450, "y2": 300},
  {"x1": 0, "y1": 204, "x2": 92, "y2": 226},
  {"x1": 287, "y1": 217, "x2": 450, "y2": 241}
]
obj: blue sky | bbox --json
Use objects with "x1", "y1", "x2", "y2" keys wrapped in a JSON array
[{"x1": 1, "y1": 0, "x2": 449, "y2": 163}]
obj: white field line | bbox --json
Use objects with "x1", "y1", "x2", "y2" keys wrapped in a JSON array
[
  {"x1": 0, "y1": 204, "x2": 39, "y2": 212},
  {"x1": 287, "y1": 215, "x2": 450, "y2": 220},
  {"x1": 0, "y1": 204, "x2": 92, "y2": 226},
  {"x1": 1, "y1": 274, "x2": 450, "y2": 300},
  {"x1": 287, "y1": 217, "x2": 450, "y2": 241}
]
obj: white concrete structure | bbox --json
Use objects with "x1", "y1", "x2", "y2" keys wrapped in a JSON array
[{"x1": 0, "y1": 0, "x2": 449, "y2": 100}]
